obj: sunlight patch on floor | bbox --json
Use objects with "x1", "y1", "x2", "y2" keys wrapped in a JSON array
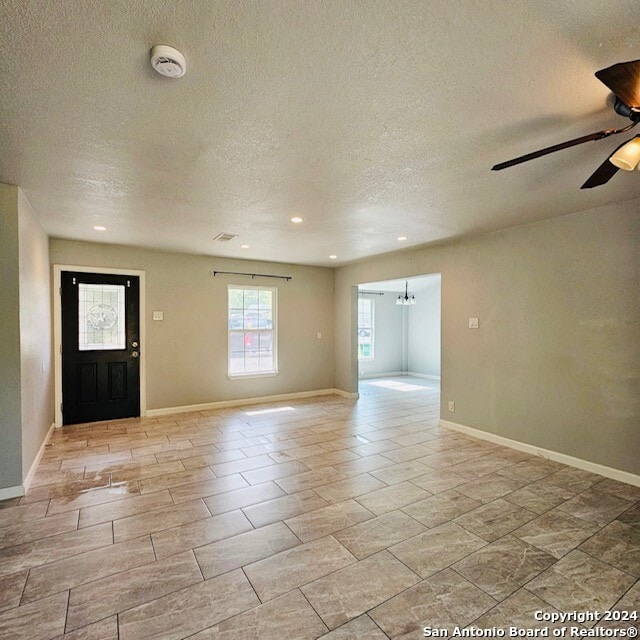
[{"x1": 244, "y1": 406, "x2": 295, "y2": 416}]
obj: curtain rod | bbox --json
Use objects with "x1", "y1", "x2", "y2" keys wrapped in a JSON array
[
  {"x1": 358, "y1": 290, "x2": 385, "y2": 296},
  {"x1": 211, "y1": 270, "x2": 292, "y2": 281}
]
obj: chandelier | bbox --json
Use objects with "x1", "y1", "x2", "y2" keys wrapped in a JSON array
[{"x1": 396, "y1": 281, "x2": 416, "y2": 305}]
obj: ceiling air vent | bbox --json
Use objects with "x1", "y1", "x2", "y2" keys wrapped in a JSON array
[{"x1": 213, "y1": 233, "x2": 237, "y2": 242}]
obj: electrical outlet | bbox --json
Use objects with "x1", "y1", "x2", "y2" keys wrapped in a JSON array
[
  {"x1": 448, "y1": 401, "x2": 455, "y2": 413},
  {"x1": 317, "y1": 332, "x2": 322, "y2": 339},
  {"x1": 469, "y1": 317, "x2": 479, "y2": 329}
]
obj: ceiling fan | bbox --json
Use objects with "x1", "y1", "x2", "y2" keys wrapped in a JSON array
[{"x1": 492, "y1": 59, "x2": 640, "y2": 188}]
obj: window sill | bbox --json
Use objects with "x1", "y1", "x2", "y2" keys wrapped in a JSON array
[{"x1": 227, "y1": 371, "x2": 279, "y2": 380}]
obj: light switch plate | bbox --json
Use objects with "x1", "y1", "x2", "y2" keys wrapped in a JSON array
[
  {"x1": 469, "y1": 317, "x2": 479, "y2": 329},
  {"x1": 153, "y1": 311, "x2": 164, "y2": 321}
]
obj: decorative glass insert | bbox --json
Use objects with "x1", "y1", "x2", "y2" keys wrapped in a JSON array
[
  {"x1": 358, "y1": 297, "x2": 374, "y2": 359},
  {"x1": 228, "y1": 286, "x2": 277, "y2": 376},
  {"x1": 78, "y1": 283, "x2": 126, "y2": 351}
]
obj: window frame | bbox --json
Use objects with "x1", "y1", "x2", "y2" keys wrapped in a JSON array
[
  {"x1": 227, "y1": 284, "x2": 279, "y2": 379},
  {"x1": 357, "y1": 297, "x2": 375, "y2": 360}
]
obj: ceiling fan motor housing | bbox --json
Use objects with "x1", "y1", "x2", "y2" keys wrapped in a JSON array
[
  {"x1": 614, "y1": 98, "x2": 640, "y2": 121},
  {"x1": 150, "y1": 45, "x2": 186, "y2": 78}
]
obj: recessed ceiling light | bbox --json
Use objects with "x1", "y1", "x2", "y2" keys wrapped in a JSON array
[
  {"x1": 397, "y1": 236, "x2": 408, "y2": 241},
  {"x1": 240, "y1": 244, "x2": 250, "y2": 249},
  {"x1": 290, "y1": 216, "x2": 303, "y2": 223},
  {"x1": 329, "y1": 255, "x2": 337, "y2": 260},
  {"x1": 93, "y1": 226, "x2": 106, "y2": 231}
]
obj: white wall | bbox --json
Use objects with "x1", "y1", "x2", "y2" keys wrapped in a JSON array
[
  {"x1": 50, "y1": 240, "x2": 336, "y2": 411},
  {"x1": 335, "y1": 199, "x2": 640, "y2": 475},
  {"x1": 407, "y1": 277, "x2": 441, "y2": 377},
  {"x1": 358, "y1": 292, "x2": 405, "y2": 377}
]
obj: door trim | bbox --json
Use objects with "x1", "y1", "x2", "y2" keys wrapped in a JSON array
[{"x1": 53, "y1": 264, "x2": 147, "y2": 427}]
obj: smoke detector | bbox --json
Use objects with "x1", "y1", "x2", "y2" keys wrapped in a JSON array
[{"x1": 150, "y1": 45, "x2": 186, "y2": 78}]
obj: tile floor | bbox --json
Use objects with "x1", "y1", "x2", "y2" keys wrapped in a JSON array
[{"x1": 0, "y1": 377, "x2": 639, "y2": 639}]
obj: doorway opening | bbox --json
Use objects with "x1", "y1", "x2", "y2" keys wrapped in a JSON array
[
  {"x1": 357, "y1": 274, "x2": 441, "y2": 404},
  {"x1": 53, "y1": 265, "x2": 146, "y2": 426}
]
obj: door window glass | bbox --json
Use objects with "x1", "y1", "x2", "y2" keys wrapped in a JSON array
[{"x1": 78, "y1": 283, "x2": 126, "y2": 350}]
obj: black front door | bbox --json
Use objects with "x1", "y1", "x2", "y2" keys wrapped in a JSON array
[{"x1": 61, "y1": 271, "x2": 140, "y2": 425}]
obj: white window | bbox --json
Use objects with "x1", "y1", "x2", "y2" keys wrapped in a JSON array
[
  {"x1": 358, "y1": 297, "x2": 374, "y2": 359},
  {"x1": 228, "y1": 286, "x2": 278, "y2": 378}
]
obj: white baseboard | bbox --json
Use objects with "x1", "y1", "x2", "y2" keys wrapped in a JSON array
[
  {"x1": 439, "y1": 418, "x2": 640, "y2": 488},
  {"x1": 147, "y1": 388, "x2": 357, "y2": 417},
  {"x1": 333, "y1": 388, "x2": 359, "y2": 399},
  {"x1": 359, "y1": 371, "x2": 406, "y2": 380},
  {"x1": 22, "y1": 422, "x2": 55, "y2": 494},
  {"x1": 407, "y1": 372, "x2": 441, "y2": 381},
  {"x1": 0, "y1": 422, "x2": 54, "y2": 500},
  {"x1": 0, "y1": 485, "x2": 24, "y2": 501}
]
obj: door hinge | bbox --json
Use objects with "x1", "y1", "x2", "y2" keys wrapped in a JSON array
[
  {"x1": 60, "y1": 403, "x2": 63, "y2": 413},
  {"x1": 60, "y1": 344, "x2": 63, "y2": 354},
  {"x1": 59, "y1": 286, "x2": 62, "y2": 296},
  {"x1": 72, "y1": 277, "x2": 76, "y2": 285},
  {"x1": 127, "y1": 280, "x2": 131, "y2": 287}
]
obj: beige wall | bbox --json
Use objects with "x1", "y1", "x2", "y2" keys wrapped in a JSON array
[
  {"x1": 50, "y1": 240, "x2": 335, "y2": 410},
  {"x1": 335, "y1": 199, "x2": 640, "y2": 475},
  {"x1": 19, "y1": 190, "x2": 53, "y2": 480},
  {"x1": 0, "y1": 184, "x2": 53, "y2": 492},
  {"x1": 0, "y1": 184, "x2": 23, "y2": 490}
]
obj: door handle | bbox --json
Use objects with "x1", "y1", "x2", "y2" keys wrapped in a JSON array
[
  {"x1": 131, "y1": 351, "x2": 139, "y2": 358},
  {"x1": 132, "y1": 341, "x2": 139, "y2": 348}
]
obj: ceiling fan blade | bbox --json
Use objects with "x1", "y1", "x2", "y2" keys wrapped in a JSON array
[
  {"x1": 580, "y1": 159, "x2": 619, "y2": 189},
  {"x1": 595, "y1": 60, "x2": 640, "y2": 109},
  {"x1": 579, "y1": 136, "x2": 637, "y2": 189},
  {"x1": 492, "y1": 131, "x2": 612, "y2": 171}
]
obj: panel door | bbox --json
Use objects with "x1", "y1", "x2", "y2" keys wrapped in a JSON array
[{"x1": 61, "y1": 271, "x2": 140, "y2": 425}]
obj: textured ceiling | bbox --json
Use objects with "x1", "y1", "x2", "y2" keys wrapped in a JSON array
[{"x1": 1, "y1": 0, "x2": 639, "y2": 266}]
